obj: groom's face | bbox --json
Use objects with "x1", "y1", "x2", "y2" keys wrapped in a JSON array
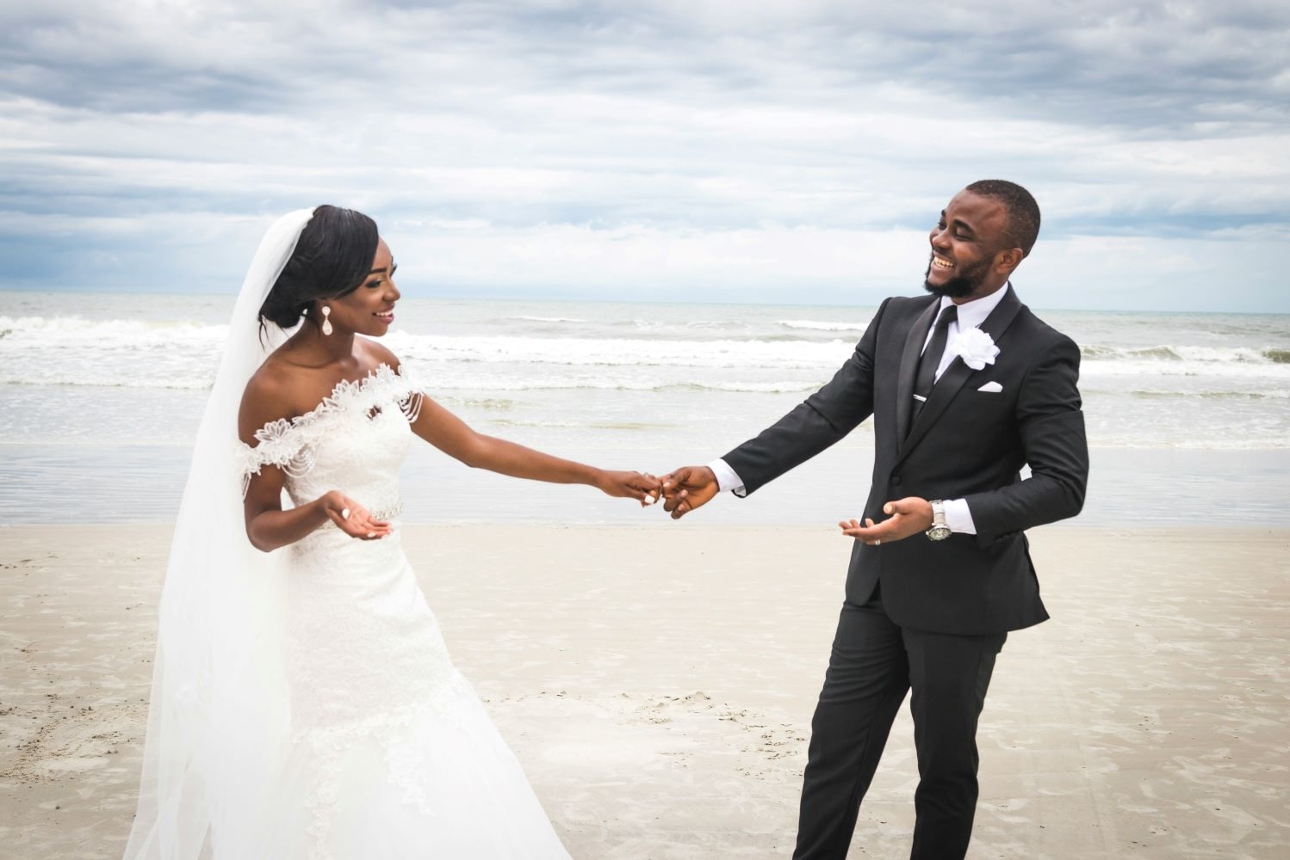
[{"x1": 924, "y1": 191, "x2": 1011, "y2": 301}]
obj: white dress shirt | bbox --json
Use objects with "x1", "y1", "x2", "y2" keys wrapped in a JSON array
[{"x1": 708, "y1": 284, "x2": 1013, "y2": 535}]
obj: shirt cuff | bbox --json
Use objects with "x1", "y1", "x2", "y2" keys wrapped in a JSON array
[
  {"x1": 942, "y1": 498, "x2": 977, "y2": 534},
  {"x1": 707, "y1": 458, "x2": 746, "y2": 497}
]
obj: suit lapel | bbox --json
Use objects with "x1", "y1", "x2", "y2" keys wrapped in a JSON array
[
  {"x1": 897, "y1": 287, "x2": 1024, "y2": 459},
  {"x1": 895, "y1": 299, "x2": 941, "y2": 441}
]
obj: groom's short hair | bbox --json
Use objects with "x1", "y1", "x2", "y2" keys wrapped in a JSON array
[{"x1": 966, "y1": 180, "x2": 1041, "y2": 258}]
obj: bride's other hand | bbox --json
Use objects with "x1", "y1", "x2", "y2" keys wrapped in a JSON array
[
  {"x1": 323, "y1": 490, "x2": 393, "y2": 540},
  {"x1": 596, "y1": 470, "x2": 663, "y2": 506}
]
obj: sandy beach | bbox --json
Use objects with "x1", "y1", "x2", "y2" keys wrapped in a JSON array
[{"x1": 2, "y1": 523, "x2": 1287, "y2": 859}]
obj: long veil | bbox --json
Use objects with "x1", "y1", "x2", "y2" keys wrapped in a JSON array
[{"x1": 124, "y1": 209, "x2": 315, "y2": 859}]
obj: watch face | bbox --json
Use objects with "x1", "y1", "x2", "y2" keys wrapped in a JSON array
[{"x1": 928, "y1": 526, "x2": 952, "y2": 541}]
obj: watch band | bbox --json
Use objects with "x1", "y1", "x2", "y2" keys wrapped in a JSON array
[{"x1": 926, "y1": 499, "x2": 951, "y2": 540}]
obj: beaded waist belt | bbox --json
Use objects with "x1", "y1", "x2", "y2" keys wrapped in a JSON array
[{"x1": 369, "y1": 500, "x2": 404, "y2": 521}]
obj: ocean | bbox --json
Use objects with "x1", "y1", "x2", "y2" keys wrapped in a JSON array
[{"x1": 2, "y1": 291, "x2": 1288, "y2": 526}]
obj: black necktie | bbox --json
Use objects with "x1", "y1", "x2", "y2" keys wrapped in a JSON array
[{"x1": 913, "y1": 304, "x2": 957, "y2": 418}]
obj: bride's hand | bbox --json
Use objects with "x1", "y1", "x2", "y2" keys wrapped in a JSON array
[
  {"x1": 596, "y1": 471, "x2": 663, "y2": 507},
  {"x1": 323, "y1": 491, "x2": 393, "y2": 540}
]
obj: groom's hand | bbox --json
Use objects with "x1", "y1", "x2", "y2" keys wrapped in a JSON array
[
  {"x1": 660, "y1": 466, "x2": 719, "y2": 520},
  {"x1": 840, "y1": 497, "x2": 934, "y2": 545}
]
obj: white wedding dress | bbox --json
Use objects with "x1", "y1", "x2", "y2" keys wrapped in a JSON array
[{"x1": 235, "y1": 363, "x2": 571, "y2": 860}]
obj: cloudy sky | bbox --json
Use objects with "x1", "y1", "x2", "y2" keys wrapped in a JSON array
[{"x1": 2, "y1": 0, "x2": 1287, "y2": 311}]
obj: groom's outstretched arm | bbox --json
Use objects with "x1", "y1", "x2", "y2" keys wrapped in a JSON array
[
  {"x1": 660, "y1": 300, "x2": 888, "y2": 519},
  {"x1": 718, "y1": 299, "x2": 885, "y2": 495},
  {"x1": 659, "y1": 350, "x2": 874, "y2": 520}
]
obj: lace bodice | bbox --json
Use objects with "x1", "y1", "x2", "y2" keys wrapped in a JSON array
[{"x1": 237, "y1": 363, "x2": 424, "y2": 521}]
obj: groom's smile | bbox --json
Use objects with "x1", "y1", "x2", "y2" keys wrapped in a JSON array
[{"x1": 922, "y1": 190, "x2": 1021, "y2": 302}]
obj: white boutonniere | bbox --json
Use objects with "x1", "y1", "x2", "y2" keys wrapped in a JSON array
[{"x1": 951, "y1": 327, "x2": 1000, "y2": 370}]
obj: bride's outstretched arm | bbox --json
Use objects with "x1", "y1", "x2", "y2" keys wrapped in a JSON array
[{"x1": 409, "y1": 394, "x2": 660, "y2": 504}]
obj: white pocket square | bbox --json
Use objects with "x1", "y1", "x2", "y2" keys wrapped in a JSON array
[{"x1": 977, "y1": 381, "x2": 1003, "y2": 393}]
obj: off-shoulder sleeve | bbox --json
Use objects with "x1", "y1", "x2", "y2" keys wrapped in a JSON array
[
  {"x1": 383, "y1": 364, "x2": 425, "y2": 423},
  {"x1": 398, "y1": 387, "x2": 424, "y2": 423},
  {"x1": 235, "y1": 419, "x2": 317, "y2": 496}
]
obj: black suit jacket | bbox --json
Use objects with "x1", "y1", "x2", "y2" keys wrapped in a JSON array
[{"x1": 724, "y1": 286, "x2": 1088, "y2": 635}]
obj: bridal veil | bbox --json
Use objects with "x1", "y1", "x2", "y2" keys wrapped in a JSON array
[{"x1": 123, "y1": 209, "x2": 315, "y2": 859}]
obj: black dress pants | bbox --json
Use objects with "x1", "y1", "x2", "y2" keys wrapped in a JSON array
[{"x1": 793, "y1": 585, "x2": 1006, "y2": 860}]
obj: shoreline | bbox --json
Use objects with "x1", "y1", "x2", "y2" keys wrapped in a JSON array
[
  {"x1": 5, "y1": 445, "x2": 1290, "y2": 528},
  {"x1": 2, "y1": 524, "x2": 1288, "y2": 858}
]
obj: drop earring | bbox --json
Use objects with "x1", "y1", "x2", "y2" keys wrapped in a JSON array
[{"x1": 321, "y1": 304, "x2": 333, "y2": 336}]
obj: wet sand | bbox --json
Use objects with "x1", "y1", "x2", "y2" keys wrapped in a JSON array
[{"x1": 1, "y1": 524, "x2": 1287, "y2": 859}]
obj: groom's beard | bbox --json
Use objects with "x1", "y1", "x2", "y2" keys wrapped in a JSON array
[{"x1": 923, "y1": 254, "x2": 992, "y2": 299}]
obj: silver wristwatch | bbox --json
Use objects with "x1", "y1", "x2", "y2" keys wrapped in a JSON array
[{"x1": 926, "y1": 499, "x2": 952, "y2": 541}]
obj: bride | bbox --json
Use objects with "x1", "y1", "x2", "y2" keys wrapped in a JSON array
[{"x1": 123, "y1": 206, "x2": 660, "y2": 859}]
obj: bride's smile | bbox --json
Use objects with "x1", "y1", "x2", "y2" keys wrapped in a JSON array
[{"x1": 327, "y1": 239, "x2": 400, "y2": 336}]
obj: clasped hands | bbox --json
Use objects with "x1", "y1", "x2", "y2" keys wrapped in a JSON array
[{"x1": 652, "y1": 466, "x2": 935, "y2": 545}]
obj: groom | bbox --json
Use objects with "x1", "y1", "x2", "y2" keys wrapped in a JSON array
[{"x1": 660, "y1": 180, "x2": 1088, "y2": 859}]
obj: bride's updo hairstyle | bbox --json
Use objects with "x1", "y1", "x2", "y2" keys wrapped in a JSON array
[{"x1": 258, "y1": 205, "x2": 380, "y2": 330}]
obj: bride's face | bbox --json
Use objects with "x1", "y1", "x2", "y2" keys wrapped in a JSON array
[{"x1": 327, "y1": 239, "x2": 400, "y2": 337}]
